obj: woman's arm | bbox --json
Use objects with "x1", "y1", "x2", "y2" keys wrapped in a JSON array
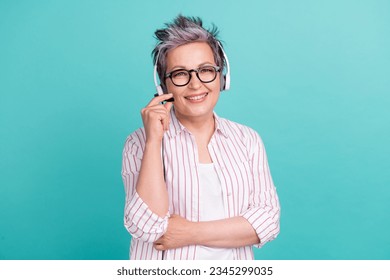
[
  {"x1": 122, "y1": 94, "x2": 174, "y2": 243},
  {"x1": 154, "y1": 215, "x2": 259, "y2": 250},
  {"x1": 135, "y1": 93, "x2": 173, "y2": 217},
  {"x1": 135, "y1": 140, "x2": 168, "y2": 217}
]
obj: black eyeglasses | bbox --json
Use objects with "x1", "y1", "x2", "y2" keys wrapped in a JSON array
[{"x1": 165, "y1": 65, "x2": 220, "y2": 87}]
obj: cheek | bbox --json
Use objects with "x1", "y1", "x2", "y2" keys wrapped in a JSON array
[
  {"x1": 165, "y1": 82, "x2": 177, "y2": 95},
  {"x1": 166, "y1": 82, "x2": 186, "y2": 97},
  {"x1": 210, "y1": 75, "x2": 221, "y2": 92},
  {"x1": 166, "y1": 86, "x2": 184, "y2": 97}
]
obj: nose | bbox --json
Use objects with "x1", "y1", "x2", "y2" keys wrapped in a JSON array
[{"x1": 188, "y1": 71, "x2": 202, "y2": 89}]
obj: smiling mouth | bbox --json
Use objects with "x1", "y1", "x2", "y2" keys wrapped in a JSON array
[{"x1": 185, "y1": 93, "x2": 208, "y2": 101}]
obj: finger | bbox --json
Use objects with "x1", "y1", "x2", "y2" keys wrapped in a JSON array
[
  {"x1": 162, "y1": 115, "x2": 170, "y2": 131},
  {"x1": 141, "y1": 107, "x2": 170, "y2": 121},
  {"x1": 142, "y1": 107, "x2": 169, "y2": 116},
  {"x1": 146, "y1": 93, "x2": 174, "y2": 107},
  {"x1": 162, "y1": 103, "x2": 172, "y2": 131},
  {"x1": 164, "y1": 101, "x2": 173, "y2": 112},
  {"x1": 154, "y1": 243, "x2": 164, "y2": 251}
]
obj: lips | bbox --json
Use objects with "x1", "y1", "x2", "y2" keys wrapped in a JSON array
[{"x1": 185, "y1": 93, "x2": 208, "y2": 101}]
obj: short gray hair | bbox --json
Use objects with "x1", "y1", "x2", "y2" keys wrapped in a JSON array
[{"x1": 152, "y1": 15, "x2": 225, "y2": 92}]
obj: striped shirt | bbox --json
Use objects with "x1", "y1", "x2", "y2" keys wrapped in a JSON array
[{"x1": 122, "y1": 109, "x2": 280, "y2": 260}]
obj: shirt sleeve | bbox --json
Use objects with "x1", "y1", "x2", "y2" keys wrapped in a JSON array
[
  {"x1": 121, "y1": 134, "x2": 169, "y2": 243},
  {"x1": 240, "y1": 130, "x2": 281, "y2": 248}
]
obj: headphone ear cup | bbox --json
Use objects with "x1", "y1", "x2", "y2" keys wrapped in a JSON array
[{"x1": 220, "y1": 74, "x2": 226, "y2": 91}]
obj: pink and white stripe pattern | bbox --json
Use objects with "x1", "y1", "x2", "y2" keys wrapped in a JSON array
[{"x1": 122, "y1": 110, "x2": 280, "y2": 260}]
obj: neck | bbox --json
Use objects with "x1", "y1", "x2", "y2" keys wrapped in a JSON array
[
  {"x1": 175, "y1": 111, "x2": 215, "y2": 138},
  {"x1": 174, "y1": 110, "x2": 216, "y2": 164}
]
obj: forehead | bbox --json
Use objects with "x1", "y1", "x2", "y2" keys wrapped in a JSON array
[{"x1": 166, "y1": 42, "x2": 215, "y2": 70}]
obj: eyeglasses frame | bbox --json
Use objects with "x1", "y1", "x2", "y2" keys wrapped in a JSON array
[{"x1": 165, "y1": 65, "x2": 221, "y2": 87}]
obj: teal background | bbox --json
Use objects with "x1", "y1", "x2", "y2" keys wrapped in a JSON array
[{"x1": 1, "y1": 0, "x2": 389, "y2": 260}]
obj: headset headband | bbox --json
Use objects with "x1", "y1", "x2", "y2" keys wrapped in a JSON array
[{"x1": 153, "y1": 51, "x2": 164, "y2": 95}]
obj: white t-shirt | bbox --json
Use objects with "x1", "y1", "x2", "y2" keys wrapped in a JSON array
[{"x1": 195, "y1": 163, "x2": 234, "y2": 260}]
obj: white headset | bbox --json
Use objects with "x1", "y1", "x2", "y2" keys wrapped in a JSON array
[{"x1": 153, "y1": 41, "x2": 231, "y2": 96}]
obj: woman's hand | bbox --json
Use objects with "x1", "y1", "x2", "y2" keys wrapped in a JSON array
[
  {"x1": 153, "y1": 214, "x2": 194, "y2": 251},
  {"x1": 141, "y1": 93, "x2": 174, "y2": 143}
]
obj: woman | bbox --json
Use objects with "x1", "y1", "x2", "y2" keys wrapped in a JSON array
[{"x1": 122, "y1": 15, "x2": 280, "y2": 260}]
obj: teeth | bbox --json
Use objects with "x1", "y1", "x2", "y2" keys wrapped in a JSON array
[{"x1": 186, "y1": 93, "x2": 207, "y2": 100}]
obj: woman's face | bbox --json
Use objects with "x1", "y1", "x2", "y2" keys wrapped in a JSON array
[{"x1": 165, "y1": 42, "x2": 221, "y2": 122}]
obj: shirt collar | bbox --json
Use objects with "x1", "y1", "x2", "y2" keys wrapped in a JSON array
[
  {"x1": 213, "y1": 112, "x2": 229, "y2": 138},
  {"x1": 166, "y1": 108, "x2": 229, "y2": 139}
]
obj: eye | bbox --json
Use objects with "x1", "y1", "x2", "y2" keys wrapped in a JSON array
[
  {"x1": 172, "y1": 70, "x2": 188, "y2": 78},
  {"x1": 199, "y1": 66, "x2": 215, "y2": 74}
]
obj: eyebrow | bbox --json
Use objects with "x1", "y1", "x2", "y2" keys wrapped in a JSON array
[{"x1": 168, "y1": 62, "x2": 215, "y2": 72}]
